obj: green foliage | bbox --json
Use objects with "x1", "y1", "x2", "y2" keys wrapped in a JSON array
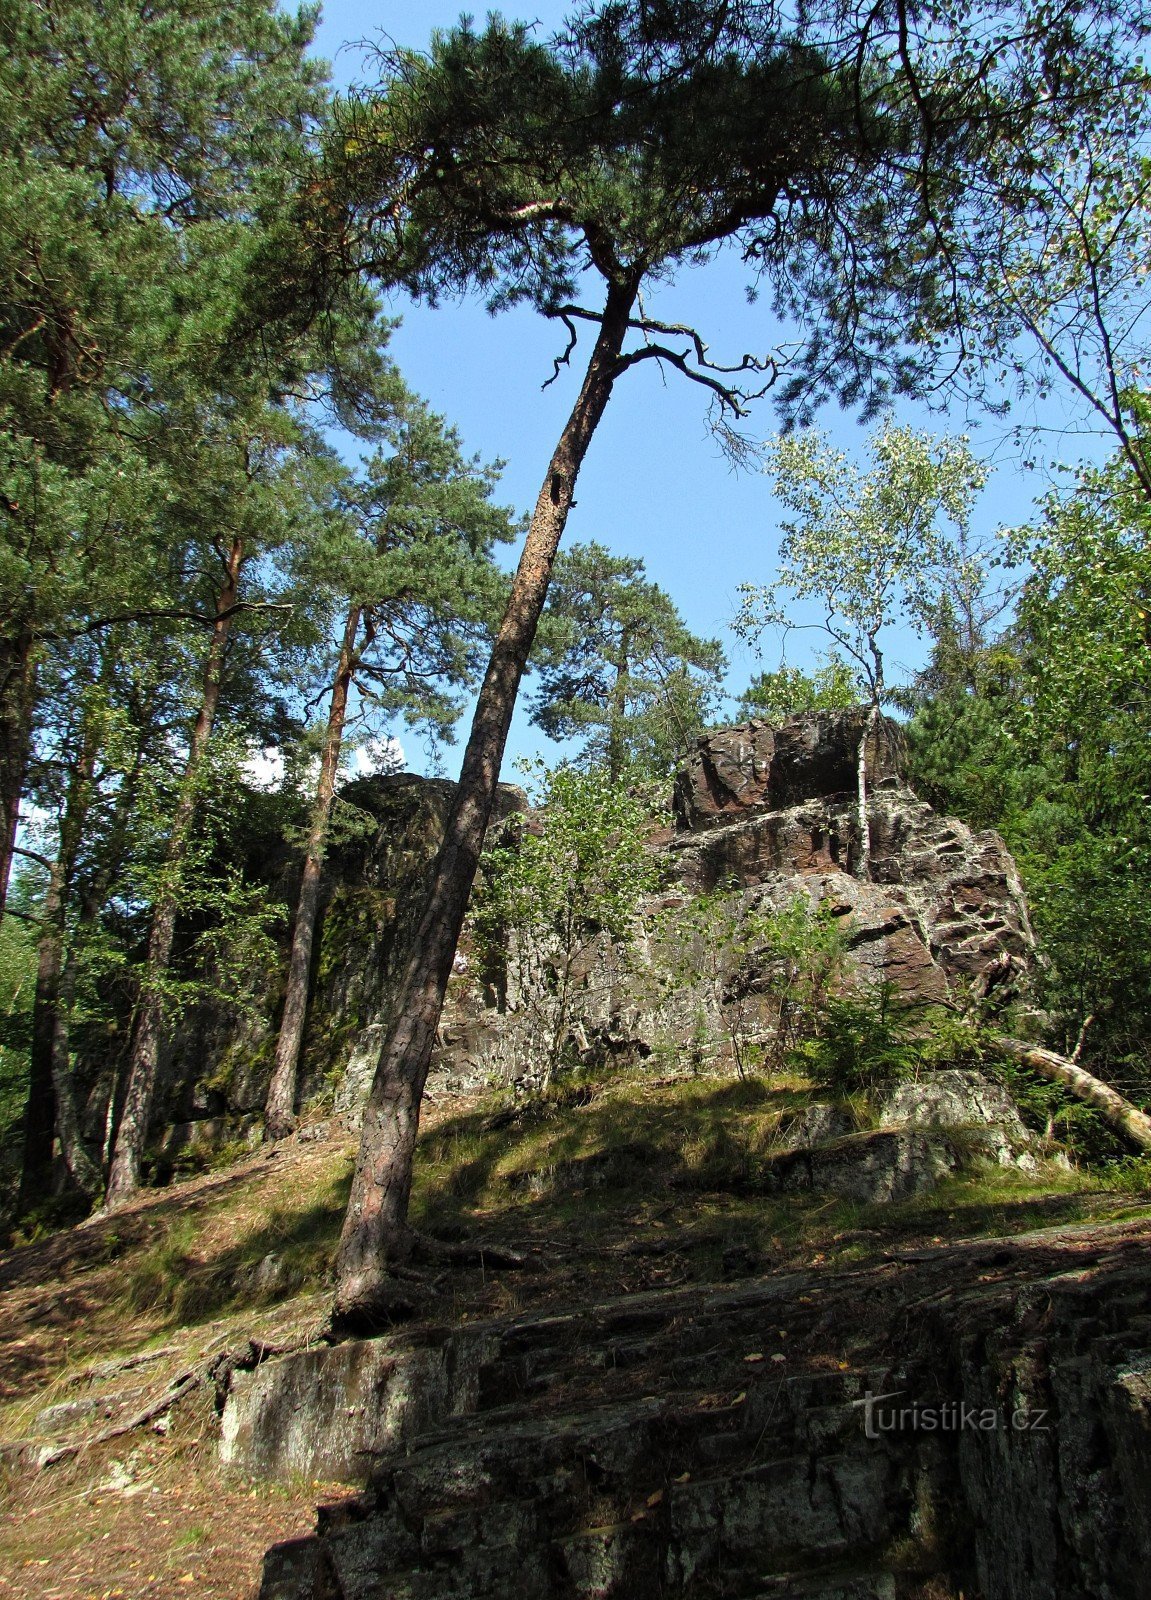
[
  {"x1": 336, "y1": 389, "x2": 518, "y2": 748},
  {"x1": 903, "y1": 669, "x2": 1019, "y2": 826},
  {"x1": 910, "y1": 450, "x2": 1151, "y2": 1084},
  {"x1": 472, "y1": 763, "x2": 659, "y2": 1086},
  {"x1": 659, "y1": 891, "x2": 844, "y2": 1077},
  {"x1": 737, "y1": 658, "x2": 860, "y2": 723},
  {"x1": 790, "y1": 984, "x2": 919, "y2": 1097},
  {"x1": 0, "y1": 895, "x2": 36, "y2": 1137},
  {"x1": 943, "y1": 21, "x2": 1151, "y2": 500},
  {"x1": 329, "y1": 6, "x2": 977, "y2": 427},
  {"x1": 532, "y1": 542, "x2": 725, "y2": 778},
  {"x1": 738, "y1": 424, "x2": 990, "y2": 705},
  {"x1": 989, "y1": 1055, "x2": 1124, "y2": 1168}
]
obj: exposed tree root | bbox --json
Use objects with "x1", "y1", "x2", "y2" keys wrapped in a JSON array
[
  {"x1": 30, "y1": 1328, "x2": 323, "y2": 1469},
  {"x1": 326, "y1": 1231, "x2": 539, "y2": 1338}
]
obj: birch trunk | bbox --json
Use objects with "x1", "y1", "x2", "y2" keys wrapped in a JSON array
[
  {"x1": 331, "y1": 279, "x2": 637, "y2": 1324},
  {"x1": 995, "y1": 1036, "x2": 1151, "y2": 1153},
  {"x1": 855, "y1": 703, "x2": 878, "y2": 879}
]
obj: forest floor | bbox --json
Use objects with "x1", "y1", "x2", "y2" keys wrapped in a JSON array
[{"x1": 1, "y1": 1065, "x2": 1150, "y2": 1600}]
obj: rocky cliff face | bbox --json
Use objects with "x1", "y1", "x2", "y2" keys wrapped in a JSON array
[
  {"x1": 671, "y1": 713, "x2": 1032, "y2": 993},
  {"x1": 248, "y1": 1219, "x2": 1151, "y2": 1600},
  {"x1": 131, "y1": 711, "x2": 1032, "y2": 1156},
  {"x1": 431, "y1": 712, "x2": 1034, "y2": 1098}
]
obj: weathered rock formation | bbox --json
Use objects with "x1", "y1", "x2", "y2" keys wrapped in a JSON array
[
  {"x1": 435, "y1": 712, "x2": 1035, "y2": 1095},
  {"x1": 670, "y1": 712, "x2": 1033, "y2": 998},
  {"x1": 245, "y1": 1219, "x2": 1151, "y2": 1600},
  {"x1": 92, "y1": 711, "x2": 1033, "y2": 1162}
]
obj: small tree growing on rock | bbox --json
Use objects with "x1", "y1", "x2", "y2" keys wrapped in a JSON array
[
  {"x1": 470, "y1": 763, "x2": 659, "y2": 1090},
  {"x1": 737, "y1": 424, "x2": 988, "y2": 877}
]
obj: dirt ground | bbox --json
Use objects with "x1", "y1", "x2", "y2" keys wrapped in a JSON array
[{"x1": 2, "y1": 1077, "x2": 1148, "y2": 1600}]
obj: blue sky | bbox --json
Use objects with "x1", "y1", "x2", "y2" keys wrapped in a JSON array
[{"x1": 308, "y1": 1, "x2": 1108, "y2": 777}]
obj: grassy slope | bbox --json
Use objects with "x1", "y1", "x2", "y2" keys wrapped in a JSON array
[{"x1": 1, "y1": 1067, "x2": 1149, "y2": 1599}]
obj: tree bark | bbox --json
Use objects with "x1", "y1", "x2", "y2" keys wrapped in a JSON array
[
  {"x1": 994, "y1": 1036, "x2": 1151, "y2": 1153},
  {"x1": 17, "y1": 858, "x2": 65, "y2": 1210},
  {"x1": 17, "y1": 682, "x2": 105, "y2": 1209},
  {"x1": 855, "y1": 703, "x2": 878, "y2": 879},
  {"x1": 104, "y1": 537, "x2": 244, "y2": 1210},
  {"x1": 265, "y1": 605, "x2": 363, "y2": 1139},
  {"x1": 0, "y1": 626, "x2": 37, "y2": 923},
  {"x1": 331, "y1": 278, "x2": 638, "y2": 1324},
  {"x1": 49, "y1": 944, "x2": 102, "y2": 1196}
]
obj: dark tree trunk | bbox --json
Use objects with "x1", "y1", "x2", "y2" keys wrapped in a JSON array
[
  {"x1": 49, "y1": 941, "x2": 102, "y2": 1196},
  {"x1": 331, "y1": 279, "x2": 638, "y2": 1324},
  {"x1": 265, "y1": 605, "x2": 363, "y2": 1139},
  {"x1": 17, "y1": 686, "x2": 104, "y2": 1209},
  {"x1": 0, "y1": 626, "x2": 37, "y2": 923},
  {"x1": 17, "y1": 858, "x2": 64, "y2": 1209},
  {"x1": 58, "y1": 742, "x2": 146, "y2": 1195},
  {"x1": 104, "y1": 537, "x2": 244, "y2": 1211}
]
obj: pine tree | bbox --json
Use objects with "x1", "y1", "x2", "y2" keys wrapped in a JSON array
[
  {"x1": 321, "y1": 5, "x2": 976, "y2": 1322},
  {"x1": 531, "y1": 542, "x2": 725, "y2": 779}
]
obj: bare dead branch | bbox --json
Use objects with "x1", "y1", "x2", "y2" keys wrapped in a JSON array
[
  {"x1": 57, "y1": 601, "x2": 294, "y2": 642},
  {"x1": 542, "y1": 309, "x2": 580, "y2": 390},
  {"x1": 613, "y1": 342, "x2": 776, "y2": 416}
]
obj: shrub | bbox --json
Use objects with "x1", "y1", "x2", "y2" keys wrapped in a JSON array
[{"x1": 791, "y1": 984, "x2": 918, "y2": 1096}]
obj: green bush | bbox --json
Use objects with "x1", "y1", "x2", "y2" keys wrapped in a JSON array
[{"x1": 791, "y1": 984, "x2": 918, "y2": 1096}]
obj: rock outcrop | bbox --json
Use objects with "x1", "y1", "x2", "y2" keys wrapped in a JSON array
[
  {"x1": 435, "y1": 712, "x2": 1034, "y2": 1094},
  {"x1": 248, "y1": 1219, "x2": 1151, "y2": 1600},
  {"x1": 672, "y1": 711, "x2": 904, "y2": 831},
  {"x1": 669, "y1": 711, "x2": 1032, "y2": 995},
  {"x1": 99, "y1": 711, "x2": 1033, "y2": 1158}
]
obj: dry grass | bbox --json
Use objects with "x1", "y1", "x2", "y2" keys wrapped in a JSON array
[{"x1": 0, "y1": 1070, "x2": 1148, "y2": 1599}]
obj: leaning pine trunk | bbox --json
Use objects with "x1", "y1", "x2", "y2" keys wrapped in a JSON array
[
  {"x1": 331, "y1": 279, "x2": 638, "y2": 1324},
  {"x1": 104, "y1": 538, "x2": 244, "y2": 1210},
  {"x1": 994, "y1": 1036, "x2": 1151, "y2": 1153},
  {"x1": 264, "y1": 605, "x2": 363, "y2": 1139}
]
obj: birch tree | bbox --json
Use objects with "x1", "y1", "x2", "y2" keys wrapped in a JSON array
[{"x1": 736, "y1": 423, "x2": 988, "y2": 874}]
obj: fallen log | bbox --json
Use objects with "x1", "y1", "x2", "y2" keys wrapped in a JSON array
[{"x1": 995, "y1": 1036, "x2": 1151, "y2": 1153}]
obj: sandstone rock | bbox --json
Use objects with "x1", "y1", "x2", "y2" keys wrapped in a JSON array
[
  {"x1": 879, "y1": 1069, "x2": 1036, "y2": 1168},
  {"x1": 672, "y1": 711, "x2": 903, "y2": 831}
]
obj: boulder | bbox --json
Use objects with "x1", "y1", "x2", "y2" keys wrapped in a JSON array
[
  {"x1": 763, "y1": 1127, "x2": 959, "y2": 1203},
  {"x1": 672, "y1": 711, "x2": 903, "y2": 830},
  {"x1": 879, "y1": 1069, "x2": 1037, "y2": 1169}
]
